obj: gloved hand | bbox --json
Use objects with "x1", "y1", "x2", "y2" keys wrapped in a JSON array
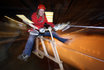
[
  {"x1": 30, "y1": 30, "x2": 39, "y2": 35},
  {"x1": 53, "y1": 27, "x2": 58, "y2": 31},
  {"x1": 53, "y1": 21, "x2": 70, "y2": 31},
  {"x1": 39, "y1": 28, "x2": 45, "y2": 33},
  {"x1": 53, "y1": 24, "x2": 60, "y2": 31}
]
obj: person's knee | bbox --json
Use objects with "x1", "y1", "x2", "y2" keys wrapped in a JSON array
[
  {"x1": 28, "y1": 37, "x2": 35, "y2": 43},
  {"x1": 52, "y1": 32, "x2": 58, "y2": 37}
]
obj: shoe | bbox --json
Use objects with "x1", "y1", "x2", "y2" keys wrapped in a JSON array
[
  {"x1": 18, "y1": 54, "x2": 29, "y2": 61},
  {"x1": 64, "y1": 38, "x2": 72, "y2": 44}
]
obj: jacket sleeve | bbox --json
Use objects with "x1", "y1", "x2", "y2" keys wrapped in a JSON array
[
  {"x1": 44, "y1": 15, "x2": 55, "y2": 27},
  {"x1": 31, "y1": 13, "x2": 40, "y2": 29},
  {"x1": 31, "y1": 13, "x2": 37, "y2": 23}
]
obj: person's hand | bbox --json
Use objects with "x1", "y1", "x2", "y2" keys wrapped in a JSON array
[
  {"x1": 53, "y1": 21, "x2": 70, "y2": 31},
  {"x1": 30, "y1": 30, "x2": 39, "y2": 35},
  {"x1": 39, "y1": 28, "x2": 45, "y2": 33},
  {"x1": 53, "y1": 25, "x2": 59, "y2": 31}
]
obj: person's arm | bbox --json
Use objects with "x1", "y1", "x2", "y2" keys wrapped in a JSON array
[
  {"x1": 44, "y1": 15, "x2": 61, "y2": 31},
  {"x1": 31, "y1": 13, "x2": 37, "y2": 24},
  {"x1": 31, "y1": 13, "x2": 40, "y2": 29}
]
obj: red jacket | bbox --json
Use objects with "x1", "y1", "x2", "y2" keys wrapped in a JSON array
[{"x1": 31, "y1": 12, "x2": 54, "y2": 30}]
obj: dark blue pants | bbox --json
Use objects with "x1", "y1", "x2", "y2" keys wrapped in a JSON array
[{"x1": 23, "y1": 32, "x2": 68, "y2": 56}]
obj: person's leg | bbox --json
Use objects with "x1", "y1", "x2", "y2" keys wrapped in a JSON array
[
  {"x1": 40, "y1": 32, "x2": 68, "y2": 43},
  {"x1": 22, "y1": 35, "x2": 36, "y2": 56},
  {"x1": 18, "y1": 30, "x2": 39, "y2": 61},
  {"x1": 18, "y1": 34, "x2": 36, "y2": 61}
]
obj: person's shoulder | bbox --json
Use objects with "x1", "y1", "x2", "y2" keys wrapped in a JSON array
[
  {"x1": 32, "y1": 12, "x2": 37, "y2": 16},
  {"x1": 31, "y1": 12, "x2": 37, "y2": 18},
  {"x1": 33, "y1": 12, "x2": 37, "y2": 15}
]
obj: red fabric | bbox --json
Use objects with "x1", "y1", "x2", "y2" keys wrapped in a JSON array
[{"x1": 31, "y1": 12, "x2": 54, "y2": 30}]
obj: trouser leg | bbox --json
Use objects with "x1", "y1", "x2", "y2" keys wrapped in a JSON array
[
  {"x1": 41, "y1": 32, "x2": 68, "y2": 43},
  {"x1": 22, "y1": 35, "x2": 36, "y2": 56}
]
